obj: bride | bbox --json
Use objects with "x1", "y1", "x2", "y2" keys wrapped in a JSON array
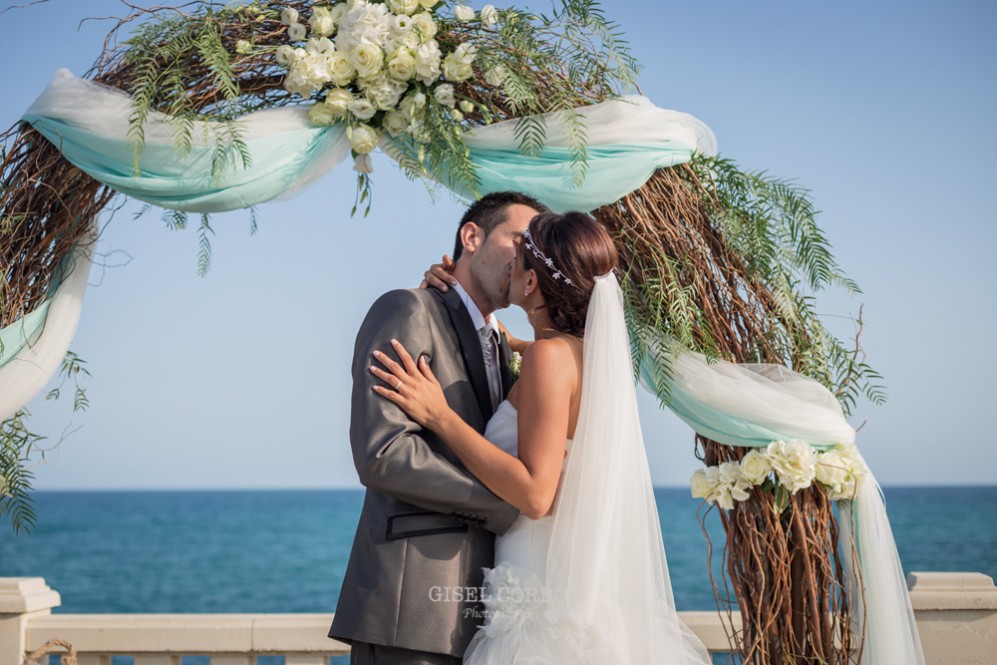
[{"x1": 372, "y1": 211, "x2": 712, "y2": 664}]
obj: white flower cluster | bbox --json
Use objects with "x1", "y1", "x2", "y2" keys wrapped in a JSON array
[
  {"x1": 274, "y1": 0, "x2": 497, "y2": 172},
  {"x1": 690, "y1": 440, "x2": 868, "y2": 509}
]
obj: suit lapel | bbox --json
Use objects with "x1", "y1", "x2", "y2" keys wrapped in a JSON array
[{"x1": 432, "y1": 287, "x2": 494, "y2": 423}]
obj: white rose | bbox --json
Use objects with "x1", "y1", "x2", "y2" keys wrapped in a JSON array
[
  {"x1": 434, "y1": 83, "x2": 455, "y2": 107},
  {"x1": 308, "y1": 101, "x2": 337, "y2": 126},
  {"x1": 351, "y1": 43, "x2": 385, "y2": 78},
  {"x1": 690, "y1": 468, "x2": 717, "y2": 501},
  {"x1": 353, "y1": 153, "x2": 374, "y2": 174},
  {"x1": 815, "y1": 451, "x2": 848, "y2": 489},
  {"x1": 484, "y1": 66, "x2": 504, "y2": 86},
  {"x1": 349, "y1": 123, "x2": 380, "y2": 154},
  {"x1": 480, "y1": 4, "x2": 498, "y2": 28},
  {"x1": 235, "y1": 40, "x2": 252, "y2": 55},
  {"x1": 348, "y1": 97, "x2": 377, "y2": 120},
  {"x1": 459, "y1": 99, "x2": 474, "y2": 113},
  {"x1": 454, "y1": 4, "x2": 474, "y2": 21},
  {"x1": 767, "y1": 439, "x2": 818, "y2": 494},
  {"x1": 410, "y1": 12, "x2": 437, "y2": 40},
  {"x1": 443, "y1": 53, "x2": 473, "y2": 81},
  {"x1": 280, "y1": 7, "x2": 299, "y2": 25},
  {"x1": 739, "y1": 449, "x2": 772, "y2": 486},
  {"x1": 306, "y1": 36, "x2": 335, "y2": 55},
  {"x1": 275, "y1": 44, "x2": 298, "y2": 67},
  {"x1": 386, "y1": 49, "x2": 417, "y2": 81},
  {"x1": 387, "y1": 0, "x2": 420, "y2": 15},
  {"x1": 287, "y1": 21, "x2": 307, "y2": 41},
  {"x1": 414, "y1": 40, "x2": 442, "y2": 82},
  {"x1": 328, "y1": 52, "x2": 356, "y2": 86},
  {"x1": 382, "y1": 110, "x2": 409, "y2": 137},
  {"x1": 419, "y1": 0, "x2": 439, "y2": 7},
  {"x1": 324, "y1": 88, "x2": 354, "y2": 118},
  {"x1": 309, "y1": 7, "x2": 336, "y2": 37}
]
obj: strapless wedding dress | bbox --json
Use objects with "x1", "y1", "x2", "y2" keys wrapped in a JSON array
[{"x1": 463, "y1": 400, "x2": 594, "y2": 664}]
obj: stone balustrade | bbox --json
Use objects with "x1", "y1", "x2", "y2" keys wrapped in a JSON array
[{"x1": 2, "y1": 573, "x2": 995, "y2": 665}]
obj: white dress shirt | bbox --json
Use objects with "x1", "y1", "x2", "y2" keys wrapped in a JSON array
[{"x1": 452, "y1": 281, "x2": 502, "y2": 410}]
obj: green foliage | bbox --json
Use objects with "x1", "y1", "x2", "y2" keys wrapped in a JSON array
[
  {"x1": 679, "y1": 155, "x2": 886, "y2": 415},
  {"x1": 1, "y1": 351, "x2": 90, "y2": 535}
]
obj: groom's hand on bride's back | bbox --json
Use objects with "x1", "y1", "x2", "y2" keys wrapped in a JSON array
[{"x1": 419, "y1": 254, "x2": 457, "y2": 291}]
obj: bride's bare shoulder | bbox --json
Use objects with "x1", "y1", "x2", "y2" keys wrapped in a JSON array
[{"x1": 519, "y1": 336, "x2": 581, "y2": 383}]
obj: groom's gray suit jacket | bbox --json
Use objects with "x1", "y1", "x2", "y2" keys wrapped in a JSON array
[{"x1": 329, "y1": 286, "x2": 520, "y2": 657}]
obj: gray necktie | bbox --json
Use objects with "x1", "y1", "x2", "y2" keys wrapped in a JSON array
[{"x1": 479, "y1": 327, "x2": 501, "y2": 410}]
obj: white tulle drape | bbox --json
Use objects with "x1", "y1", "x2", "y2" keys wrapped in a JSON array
[
  {"x1": 0, "y1": 238, "x2": 93, "y2": 422},
  {"x1": 543, "y1": 272, "x2": 712, "y2": 664}
]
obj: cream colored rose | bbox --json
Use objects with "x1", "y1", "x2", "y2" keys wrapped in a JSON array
[
  {"x1": 443, "y1": 53, "x2": 473, "y2": 81},
  {"x1": 348, "y1": 97, "x2": 377, "y2": 121},
  {"x1": 480, "y1": 4, "x2": 498, "y2": 28},
  {"x1": 309, "y1": 7, "x2": 336, "y2": 37},
  {"x1": 411, "y1": 12, "x2": 437, "y2": 40},
  {"x1": 451, "y1": 109, "x2": 464, "y2": 122},
  {"x1": 739, "y1": 449, "x2": 772, "y2": 486},
  {"x1": 815, "y1": 451, "x2": 848, "y2": 489},
  {"x1": 351, "y1": 43, "x2": 385, "y2": 78},
  {"x1": 386, "y1": 49, "x2": 417, "y2": 81},
  {"x1": 459, "y1": 99, "x2": 474, "y2": 113},
  {"x1": 434, "y1": 83, "x2": 455, "y2": 107},
  {"x1": 690, "y1": 468, "x2": 718, "y2": 501},
  {"x1": 280, "y1": 7, "x2": 299, "y2": 25},
  {"x1": 275, "y1": 44, "x2": 297, "y2": 67},
  {"x1": 328, "y1": 52, "x2": 356, "y2": 87},
  {"x1": 349, "y1": 124, "x2": 380, "y2": 154},
  {"x1": 308, "y1": 101, "x2": 337, "y2": 126},
  {"x1": 382, "y1": 110, "x2": 409, "y2": 137},
  {"x1": 387, "y1": 0, "x2": 420, "y2": 15},
  {"x1": 767, "y1": 439, "x2": 817, "y2": 493},
  {"x1": 454, "y1": 4, "x2": 474, "y2": 21},
  {"x1": 324, "y1": 88, "x2": 354, "y2": 118},
  {"x1": 287, "y1": 22, "x2": 307, "y2": 41},
  {"x1": 419, "y1": 0, "x2": 439, "y2": 8}
]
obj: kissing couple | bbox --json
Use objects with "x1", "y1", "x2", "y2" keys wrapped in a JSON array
[{"x1": 329, "y1": 192, "x2": 712, "y2": 664}]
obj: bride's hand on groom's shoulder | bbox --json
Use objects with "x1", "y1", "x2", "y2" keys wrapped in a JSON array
[
  {"x1": 419, "y1": 254, "x2": 457, "y2": 292},
  {"x1": 370, "y1": 339, "x2": 452, "y2": 431}
]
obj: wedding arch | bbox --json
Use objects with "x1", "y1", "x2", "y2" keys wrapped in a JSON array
[{"x1": 0, "y1": 1, "x2": 921, "y2": 663}]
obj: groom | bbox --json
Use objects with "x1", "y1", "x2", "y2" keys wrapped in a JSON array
[{"x1": 329, "y1": 191, "x2": 547, "y2": 664}]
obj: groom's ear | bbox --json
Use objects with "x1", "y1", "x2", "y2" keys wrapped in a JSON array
[{"x1": 458, "y1": 221, "x2": 484, "y2": 257}]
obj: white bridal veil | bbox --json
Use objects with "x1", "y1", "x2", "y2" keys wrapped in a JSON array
[{"x1": 543, "y1": 272, "x2": 712, "y2": 664}]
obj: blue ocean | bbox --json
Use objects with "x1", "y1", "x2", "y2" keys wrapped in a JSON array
[{"x1": 2, "y1": 487, "x2": 995, "y2": 617}]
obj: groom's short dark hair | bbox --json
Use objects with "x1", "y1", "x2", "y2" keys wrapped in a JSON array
[{"x1": 453, "y1": 191, "x2": 547, "y2": 260}]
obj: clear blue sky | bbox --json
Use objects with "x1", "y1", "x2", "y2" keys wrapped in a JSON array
[{"x1": 3, "y1": 0, "x2": 995, "y2": 489}]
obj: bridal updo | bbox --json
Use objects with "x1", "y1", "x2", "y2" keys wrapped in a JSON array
[{"x1": 523, "y1": 211, "x2": 618, "y2": 337}]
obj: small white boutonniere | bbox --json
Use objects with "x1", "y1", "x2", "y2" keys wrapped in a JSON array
[{"x1": 509, "y1": 351, "x2": 522, "y2": 383}]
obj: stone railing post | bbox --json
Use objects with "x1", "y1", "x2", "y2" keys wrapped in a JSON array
[
  {"x1": 908, "y1": 571, "x2": 997, "y2": 665},
  {"x1": 0, "y1": 578, "x2": 61, "y2": 665}
]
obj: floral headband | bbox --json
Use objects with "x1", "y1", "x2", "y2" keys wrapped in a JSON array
[{"x1": 522, "y1": 228, "x2": 574, "y2": 286}]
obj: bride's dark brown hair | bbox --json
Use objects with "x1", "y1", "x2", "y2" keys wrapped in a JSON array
[{"x1": 523, "y1": 211, "x2": 618, "y2": 337}]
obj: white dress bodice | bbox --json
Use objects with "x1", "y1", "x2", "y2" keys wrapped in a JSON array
[{"x1": 482, "y1": 400, "x2": 556, "y2": 576}]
